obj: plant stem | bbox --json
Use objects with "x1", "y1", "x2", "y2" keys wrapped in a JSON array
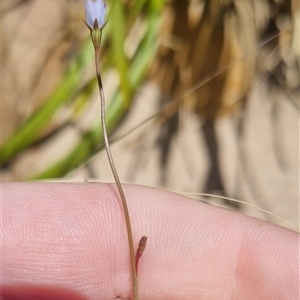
[{"x1": 94, "y1": 48, "x2": 138, "y2": 300}]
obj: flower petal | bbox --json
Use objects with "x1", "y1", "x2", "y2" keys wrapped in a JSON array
[
  {"x1": 84, "y1": 0, "x2": 106, "y2": 28},
  {"x1": 94, "y1": 0, "x2": 106, "y2": 26},
  {"x1": 84, "y1": 0, "x2": 96, "y2": 28}
]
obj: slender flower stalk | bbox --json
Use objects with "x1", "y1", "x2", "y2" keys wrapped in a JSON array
[{"x1": 84, "y1": 1, "x2": 146, "y2": 299}]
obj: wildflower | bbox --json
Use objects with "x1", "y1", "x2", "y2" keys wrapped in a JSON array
[
  {"x1": 84, "y1": 0, "x2": 107, "y2": 29},
  {"x1": 84, "y1": 0, "x2": 107, "y2": 49}
]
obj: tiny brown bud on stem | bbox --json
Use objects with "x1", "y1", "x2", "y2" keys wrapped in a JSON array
[{"x1": 135, "y1": 236, "x2": 148, "y2": 274}]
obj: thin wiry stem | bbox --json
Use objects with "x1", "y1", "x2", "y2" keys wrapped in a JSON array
[{"x1": 94, "y1": 47, "x2": 139, "y2": 300}]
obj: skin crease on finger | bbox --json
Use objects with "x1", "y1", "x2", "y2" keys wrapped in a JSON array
[{"x1": 2, "y1": 183, "x2": 299, "y2": 300}]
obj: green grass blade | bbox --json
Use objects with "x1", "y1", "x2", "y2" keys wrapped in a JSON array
[
  {"x1": 0, "y1": 41, "x2": 93, "y2": 164},
  {"x1": 32, "y1": 7, "x2": 161, "y2": 180}
]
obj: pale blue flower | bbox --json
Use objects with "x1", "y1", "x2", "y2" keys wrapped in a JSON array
[{"x1": 85, "y1": 0, "x2": 106, "y2": 29}]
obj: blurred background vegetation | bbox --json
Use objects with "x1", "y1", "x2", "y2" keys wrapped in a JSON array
[{"x1": 1, "y1": 0, "x2": 299, "y2": 229}]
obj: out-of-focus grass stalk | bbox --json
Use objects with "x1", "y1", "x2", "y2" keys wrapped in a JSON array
[
  {"x1": 0, "y1": 7, "x2": 115, "y2": 165},
  {"x1": 31, "y1": 1, "x2": 162, "y2": 180},
  {"x1": 110, "y1": 0, "x2": 131, "y2": 108},
  {"x1": 1, "y1": 0, "x2": 164, "y2": 175},
  {"x1": 0, "y1": 41, "x2": 93, "y2": 164}
]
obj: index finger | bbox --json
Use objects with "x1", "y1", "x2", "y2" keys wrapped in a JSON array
[{"x1": 2, "y1": 183, "x2": 298, "y2": 299}]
